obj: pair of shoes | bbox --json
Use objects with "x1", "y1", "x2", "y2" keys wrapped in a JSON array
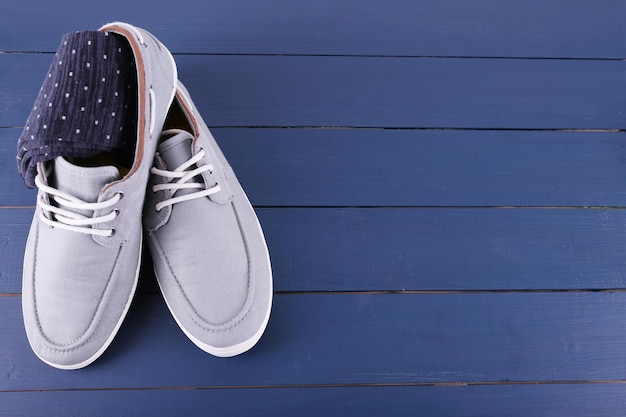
[{"x1": 20, "y1": 22, "x2": 273, "y2": 370}]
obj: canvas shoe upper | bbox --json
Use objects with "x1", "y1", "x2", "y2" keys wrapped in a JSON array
[
  {"x1": 144, "y1": 82, "x2": 273, "y2": 357},
  {"x1": 21, "y1": 22, "x2": 177, "y2": 369}
]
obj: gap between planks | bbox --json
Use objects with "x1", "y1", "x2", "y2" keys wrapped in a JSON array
[
  {"x1": 2, "y1": 125, "x2": 624, "y2": 132},
  {"x1": 4, "y1": 289, "x2": 626, "y2": 297},
  {"x1": 3, "y1": 379, "x2": 626, "y2": 394},
  {"x1": 3, "y1": 206, "x2": 626, "y2": 210},
  {"x1": 2, "y1": 50, "x2": 626, "y2": 62}
]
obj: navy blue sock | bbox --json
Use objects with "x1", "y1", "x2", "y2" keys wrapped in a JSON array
[{"x1": 17, "y1": 30, "x2": 137, "y2": 187}]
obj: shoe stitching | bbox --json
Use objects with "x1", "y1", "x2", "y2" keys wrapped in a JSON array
[
  {"x1": 190, "y1": 201, "x2": 256, "y2": 334},
  {"x1": 33, "y1": 230, "x2": 125, "y2": 353},
  {"x1": 103, "y1": 24, "x2": 175, "y2": 89},
  {"x1": 100, "y1": 25, "x2": 175, "y2": 184},
  {"x1": 34, "y1": 245, "x2": 122, "y2": 352},
  {"x1": 153, "y1": 201, "x2": 255, "y2": 333},
  {"x1": 195, "y1": 199, "x2": 258, "y2": 334}
]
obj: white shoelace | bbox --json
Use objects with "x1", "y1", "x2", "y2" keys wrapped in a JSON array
[
  {"x1": 151, "y1": 149, "x2": 221, "y2": 211},
  {"x1": 35, "y1": 175, "x2": 121, "y2": 237}
]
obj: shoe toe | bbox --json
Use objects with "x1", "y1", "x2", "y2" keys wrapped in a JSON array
[
  {"x1": 22, "y1": 224, "x2": 141, "y2": 369},
  {"x1": 150, "y1": 198, "x2": 272, "y2": 357}
]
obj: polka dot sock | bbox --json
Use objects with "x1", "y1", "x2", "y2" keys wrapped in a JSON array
[{"x1": 17, "y1": 30, "x2": 137, "y2": 187}]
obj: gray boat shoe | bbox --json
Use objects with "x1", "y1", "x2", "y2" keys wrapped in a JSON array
[
  {"x1": 21, "y1": 22, "x2": 177, "y2": 370},
  {"x1": 144, "y1": 81, "x2": 273, "y2": 357}
]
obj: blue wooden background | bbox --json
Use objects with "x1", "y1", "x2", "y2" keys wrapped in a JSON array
[{"x1": 3, "y1": 0, "x2": 626, "y2": 415}]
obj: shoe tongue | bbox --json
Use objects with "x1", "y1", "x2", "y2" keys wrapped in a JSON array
[
  {"x1": 158, "y1": 130, "x2": 202, "y2": 198},
  {"x1": 158, "y1": 131, "x2": 195, "y2": 170},
  {"x1": 51, "y1": 156, "x2": 120, "y2": 203}
]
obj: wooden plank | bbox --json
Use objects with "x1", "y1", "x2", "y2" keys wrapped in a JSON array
[
  {"x1": 262, "y1": 207, "x2": 626, "y2": 292},
  {"x1": 0, "y1": 128, "x2": 34, "y2": 206},
  {"x1": 2, "y1": 384, "x2": 626, "y2": 417},
  {"x1": 216, "y1": 128, "x2": 626, "y2": 207},
  {"x1": 0, "y1": 0, "x2": 624, "y2": 58},
  {"x1": 3, "y1": 55, "x2": 626, "y2": 130},
  {"x1": 4, "y1": 127, "x2": 626, "y2": 207},
  {"x1": 3, "y1": 207, "x2": 626, "y2": 294},
  {"x1": 0, "y1": 209, "x2": 31, "y2": 293},
  {"x1": 3, "y1": 292, "x2": 626, "y2": 390}
]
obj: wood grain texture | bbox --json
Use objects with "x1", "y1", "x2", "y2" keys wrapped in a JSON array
[
  {"x1": 3, "y1": 293, "x2": 626, "y2": 391},
  {"x1": 1, "y1": 0, "x2": 624, "y2": 58},
  {"x1": 3, "y1": 207, "x2": 626, "y2": 294},
  {"x1": 3, "y1": 384, "x2": 626, "y2": 417},
  {"x1": 3, "y1": 54, "x2": 626, "y2": 129},
  {"x1": 215, "y1": 128, "x2": 626, "y2": 207}
]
